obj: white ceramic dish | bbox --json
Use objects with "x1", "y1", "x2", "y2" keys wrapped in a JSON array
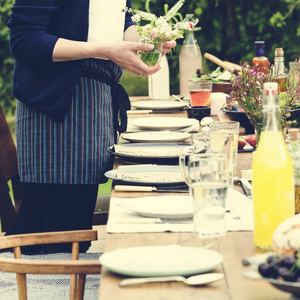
[
  {"x1": 108, "y1": 143, "x2": 188, "y2": 158},
  {"x1": 121, "y1": 131, "x2": 191, "y2": 143},
  {"x1": 100, "y1": 245, "x2": 223, "y2": 277},
  {"x1": 124, "y1": 195, "x2": 193, "y2": 219},
  {"x1": 131, "y1": 100, "x2": 186, "y2": 110},
  {"x1": 129, "y1": 117, "x2": 197, "y2": 131},
  {"x1": 104, "y1": 165, "x2": 185, "y2": 186}
]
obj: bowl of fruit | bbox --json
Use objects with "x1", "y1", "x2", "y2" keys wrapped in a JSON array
[
  {"x1": 238, "y1": 134, "x2": 257, "y2": 152},
  {"x1": 244, "y1": 214, "x2": 300, "y2": 299},
  {"x1": 257, "y1": 252, "x2": 300, "y2": 297}
]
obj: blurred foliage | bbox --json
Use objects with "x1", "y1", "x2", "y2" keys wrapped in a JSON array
[
  {"x1": 1, "y1": 0, "x2": 300, "y2": 112},
  {"x1": 121, "y1": 0, "x2": 300, "y2": 96},
  {"x1": 0, "y1": 0, "x2": 15, "y2": 115}
]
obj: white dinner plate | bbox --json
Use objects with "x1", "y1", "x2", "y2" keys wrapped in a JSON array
[
  {"x1": 121, "y1": 131, "x2": 191, "y2": 143},
  {"x1": 125, "y1": 195, "x2": 193, "y2": 219},
  {"x1": 100, "y1": 245, "x2": 223, "y2": 277},
  {"x1": 131, "y1": 100, "x2": 186, "y2": 110},
  {"x1": 108, "y1": 143, "x2": 188, "y2": 158},
  {"x1": 129, "y1": 117, "x2": 198, "y2": 131},
  {"x1": 104, "y1": 165, "x2": 185, "y2": 186}
]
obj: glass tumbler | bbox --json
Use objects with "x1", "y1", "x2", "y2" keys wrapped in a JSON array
[{"x1": 209, "y1": 121, "x2": 239, "y2": 167}]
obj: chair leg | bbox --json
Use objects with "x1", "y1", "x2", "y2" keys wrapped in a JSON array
[
  {"x1": 16, "y1": 273, "x2": 27, "y2": 300},
  {"x1": 76, "y1": 274, "x2": 86, "y2": 300},
  {"x1": 70, "y1": 242, "x2": 80, "y2": 300},
  {"x1": 14, "y1": 246, "x2": 27, "y2": 300}
]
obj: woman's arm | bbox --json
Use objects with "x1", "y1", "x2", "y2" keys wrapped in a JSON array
[
  {"x1": 52, "y1": 38, "x2": 160, "y2": 76},
  {"x1": 8, "y1": 1, "x2": 59, "y2": 62},
  {"x1": 52, "y1": 24, "x2": 172, "y2": 76}
]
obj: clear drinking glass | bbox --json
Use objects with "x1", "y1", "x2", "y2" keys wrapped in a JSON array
[
  {"x1": 179, "y1": 132, "x2": 234, "y2": 187},
  {"x1": 137, "y1": 41, "x2": 163, "y2": 66},
  {"x1": 188, "y1": 153, "x2": 229, "y2": 238},
  {"x1": 209, "y1": 121, "x2": 239, "y2": 167},
  {"x1": 188, "y1": 80, "x2": 213, "y2": 107}
]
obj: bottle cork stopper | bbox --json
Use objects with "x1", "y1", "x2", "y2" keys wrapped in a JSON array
[
  {"x1": 288, "y1": 128, "x2": 299, "y2": 141},
  {"x1": 275, "y1": 48, "x2": 284, "y2": 57}
]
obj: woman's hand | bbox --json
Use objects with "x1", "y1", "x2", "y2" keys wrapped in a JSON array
[
  {"x1": 162, "y1": 40, "x2": 177, "y2": 56},
  {"x1": 104, "y1": 41, "x2": 161, "y2": 77}
]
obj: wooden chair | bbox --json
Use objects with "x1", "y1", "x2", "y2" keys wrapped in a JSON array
[
  {"x1": 0, "y1": 229, "x2": 101, "y2": 300},
  {"x1": 0, "y1": 104, "x2": 23, "y2": 232},
  {"x1": 0, "y1": 103, "x2": 109, "y2": 231}
]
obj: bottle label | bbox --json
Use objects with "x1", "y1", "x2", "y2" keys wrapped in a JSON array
[{"x1": 263, "y1": 90, "x2": 276, "y2": 96}]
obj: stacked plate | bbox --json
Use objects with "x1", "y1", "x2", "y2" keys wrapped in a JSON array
[
  {"x1": 127, "y1": 117, "x2": 198, "y2": 132},
  {"x1": 121, "y1": 131, "x2": 191, "y2": 143},
  {"x1": 106, "y1": 100, "x2": 196, "y2": 179},
  {"x1": 105, "y1": 165, "x2": 185, "y2": 186},
  {"x1": 130, "y1": 100, "x2": 187, "y2": 111},
  {"x1": 108, "y1": 143, "x2": 188, "y2": 164}
]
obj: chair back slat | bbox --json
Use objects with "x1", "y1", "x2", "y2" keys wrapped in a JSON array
[{"x1": 0, "y1": 230, "x2": 98, "y2": 249}]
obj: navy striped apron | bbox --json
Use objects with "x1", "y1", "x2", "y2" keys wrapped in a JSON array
[{"x1": 16, "y1": 59, "x2": 123, "y2": 184}]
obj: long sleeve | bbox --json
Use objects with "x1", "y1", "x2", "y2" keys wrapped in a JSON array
[{"x1": 8, "y1": 0, "x2": 60, "y2": 62}]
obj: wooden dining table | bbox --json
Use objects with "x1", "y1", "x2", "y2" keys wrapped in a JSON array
[{"x1": 97, "y1": 97, "x2": 289, "y2": 300}]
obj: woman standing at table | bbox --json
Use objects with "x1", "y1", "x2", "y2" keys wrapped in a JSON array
[{"x1": 5, "y1": 0, "x2": 176, "y2": 252}]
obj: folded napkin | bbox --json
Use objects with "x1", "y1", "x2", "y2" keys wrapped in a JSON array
[
  {"x1": 114, "y1": 144, "x2": 182, "y2": 157},
  {"x1": 116, "y1": 172, "x2": 184, "y2": 183},
  {"x1": 226, "y1": 189, "x2": 254, "y2": 231},
  {"x1": 106, "y1": 189, "x2": 253, "y2": 233}
]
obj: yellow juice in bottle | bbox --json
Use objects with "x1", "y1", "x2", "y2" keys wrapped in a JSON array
[{"x1": 252, "y1": 131, "x2": 295, "y2": 249}]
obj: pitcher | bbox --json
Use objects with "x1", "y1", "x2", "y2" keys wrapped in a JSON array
[{"x1": 179, "y1": 132, "x2": 234, "y2": 187}]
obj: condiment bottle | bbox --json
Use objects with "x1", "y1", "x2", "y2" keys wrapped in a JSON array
[
  {"x1": 252, "y1": 82, "x2": 294, "y2": 250},
  {"x1": 272, "y1": 48, "x2": 288, "y2": 93},
  {"x1": 252, "y1": 41, "x2": 269, "y2": 74},
  {"x1": 287, "y1": 128, "x2": 300, "y2": 214},
  {"x1": 179, "y1": 14, "x2": 202, "y2": 100}
]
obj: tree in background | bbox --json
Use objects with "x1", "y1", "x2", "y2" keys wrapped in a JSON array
[
  {"x1": 0, "y1": 0, "x2": 299, "y2": 112},
  {"x1": 0, "y1": 0, "x2": 14, "y2": 115},
  {"x1": 132, "y1": 0, "x2": 300, "y2": 96}
]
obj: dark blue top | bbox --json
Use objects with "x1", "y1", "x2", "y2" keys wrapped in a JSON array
[{"x1": 8, "y1": 0, "x2": 135, "y2": 122}]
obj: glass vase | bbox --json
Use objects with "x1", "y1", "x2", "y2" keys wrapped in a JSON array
[{"x1": 138, "y1": 43, "x2": 163, "y2": 66}]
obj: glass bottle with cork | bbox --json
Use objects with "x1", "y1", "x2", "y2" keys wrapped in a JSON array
[
  {"x1": 252, "y1": 82, "x2": 294, "y2": 250},
  {"x1": 179, "y1": 14, "x2": 202, "y2": 99},
  {"x1": 252, "y1": 41, "x2": 269, "y2": 74},
  {"x1": 272, "y1": 47, "x2": 288, "y2": 93},
  {"x1": 288, "y1": 128, "x2": 300, "y2": 214}
]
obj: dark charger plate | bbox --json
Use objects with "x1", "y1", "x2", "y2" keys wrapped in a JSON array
[{"x1": 107, "y1": 143, "x2": 189, "y2": 165}]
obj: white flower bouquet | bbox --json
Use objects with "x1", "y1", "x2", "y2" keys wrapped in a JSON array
[{"x1": 130, "y1": 0, "x2": 192, "y2": 66}]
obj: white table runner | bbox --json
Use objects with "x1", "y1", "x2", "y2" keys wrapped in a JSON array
[{"x1": 106, "y1": 189, "x2": 254, "y2": 233}]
